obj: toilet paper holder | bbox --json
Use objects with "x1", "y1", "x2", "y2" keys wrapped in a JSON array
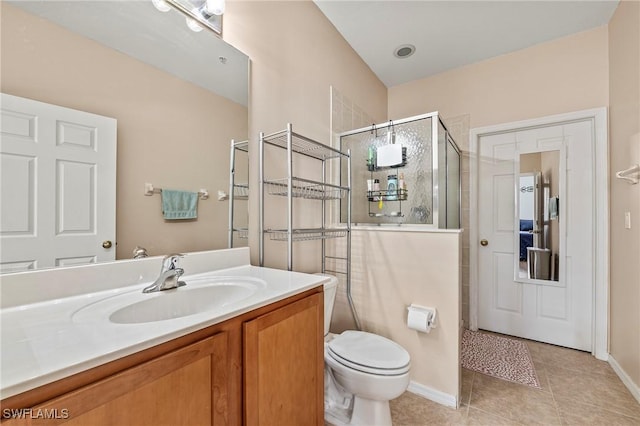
[{"x1": 407, "y1": 304, "x2": 437, "y2": 332}]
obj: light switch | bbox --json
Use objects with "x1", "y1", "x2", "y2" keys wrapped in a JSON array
[{"x1": 625, "y1": 211, "x2": 631, "y2": 229}]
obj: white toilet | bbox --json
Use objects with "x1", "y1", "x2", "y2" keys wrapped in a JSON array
[{"x1": 321, "y1": 274, "x2": 411, "y2": 426}]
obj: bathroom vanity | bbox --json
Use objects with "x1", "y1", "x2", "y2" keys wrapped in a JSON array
[{"x1": 0, "y1": 248, "x2": 325, "y2": 425}]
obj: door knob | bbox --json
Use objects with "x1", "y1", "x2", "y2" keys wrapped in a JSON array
[
  {"x1": 480, "y1": 239, "x2": 489, "y2": 246},
  {"x1": 102, "y1": 240, "x2": 113, "y2": 249}
]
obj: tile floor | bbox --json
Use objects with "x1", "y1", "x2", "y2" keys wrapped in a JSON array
[{"x1": 389, "y1": 333, "x2": 640, "y2": 425}]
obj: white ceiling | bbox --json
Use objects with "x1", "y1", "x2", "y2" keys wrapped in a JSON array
[{"x1": 315, "y1": 0, "x2": 619, "y2": 88}]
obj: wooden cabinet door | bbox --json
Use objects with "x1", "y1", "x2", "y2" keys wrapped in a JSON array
[
  {"x1": 14, "y1": 332, "x2": 230, "y2": 426},
  {"x1": 244, "y1": 293, "x2": 323, "y2": 426}
]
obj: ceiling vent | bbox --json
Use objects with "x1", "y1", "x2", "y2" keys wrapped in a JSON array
[{"x1": 394, "y1": 44, "x2": 416, "y2": 59}]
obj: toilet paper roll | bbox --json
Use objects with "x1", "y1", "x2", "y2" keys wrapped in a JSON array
[{"x1": 407, "y1": 306, "x2": 433, "y2": 333}]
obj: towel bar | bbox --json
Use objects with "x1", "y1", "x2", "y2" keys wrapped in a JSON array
[
  {"x1": 615, "y1": 164, "x2": 639, "y2": 184},
  {"x1": 144, "y1": 183, "x2": 209, "y2": 199}
]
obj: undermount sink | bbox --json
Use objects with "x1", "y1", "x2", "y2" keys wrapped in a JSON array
[{"x1": 72, "y1": 276, "x2": 266, "y2": 324}]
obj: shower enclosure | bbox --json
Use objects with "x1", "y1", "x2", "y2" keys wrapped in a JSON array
[{"x1": 339, "y1": 112, "x2": 461, "y2": 229}]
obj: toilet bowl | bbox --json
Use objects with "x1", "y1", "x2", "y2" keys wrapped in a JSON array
[{"x1": 320, "y1": 274, "x2": 411, "y2": 426}]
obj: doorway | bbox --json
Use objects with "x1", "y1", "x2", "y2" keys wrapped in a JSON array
[
  {"x1": 469, "y1": 108, "x2": 609, "y2": 360},
  {"x1": 0, "y1": 93, "x2": 117, "y2": 272}
]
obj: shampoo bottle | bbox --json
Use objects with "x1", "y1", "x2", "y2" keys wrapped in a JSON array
[
  {"x1": 387, "y1": 174, "x2": 398, "y2": 200},
  {"x1": 367, "y1": 146, "x2": 376, "y2": 171}
]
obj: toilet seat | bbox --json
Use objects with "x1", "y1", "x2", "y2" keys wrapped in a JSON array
[{"x1": 327, "y1": 330, "x2": 410, "y2": 376}]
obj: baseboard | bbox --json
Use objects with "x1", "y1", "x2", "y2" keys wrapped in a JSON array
[
  {"x1": 407, "y1": 381, "x2": 457, "y2": 408},
  {"x1": 608, "y1": 355, "x2": 640, "y2": 404}
]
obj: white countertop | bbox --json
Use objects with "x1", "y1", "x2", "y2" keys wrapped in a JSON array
[{"x1": 0, "y1": 251, "x2": 328, "y2": 399}]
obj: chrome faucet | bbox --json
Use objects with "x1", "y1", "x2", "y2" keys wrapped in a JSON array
[{"x1": 142, "y1": 254, "x2": 186, "y2": 293}]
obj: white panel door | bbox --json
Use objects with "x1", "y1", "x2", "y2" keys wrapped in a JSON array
[
  {"x1": 0, "y1": 93, "x2": 116, "y2": 272},
  {"x1": 478, "y1": 121, "x2": 593, "y2": 351}
]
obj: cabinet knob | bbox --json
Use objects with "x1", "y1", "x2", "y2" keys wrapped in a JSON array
[
  {"x1": 480, "y1": 239, "x2": 489, "y2": 246},
  {"x1": 102, "y1": 240, "x2": 113, "y2": 249}
]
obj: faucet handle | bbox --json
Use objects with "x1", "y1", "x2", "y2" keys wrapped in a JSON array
[
  {"x1": 175, "y1": 267, "x2": 187, "y2": 288},
  {"x1": 161, "y1": 253, "x2": 184, "y2": 271},
  {"x1": 133, "y1": 246, "x2": 148, "y2": 259}
]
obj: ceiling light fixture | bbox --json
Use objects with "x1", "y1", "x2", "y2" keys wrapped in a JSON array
[
  {"x1": 151, "y1": 0, "x2": 171, "y2": 12},
  {"x1": 394, "y1": 44, "x2": 416, "y2": 59},
  {"x1": 186, "y1": 17, "x2": 204, "y2": 32},
  {"x1": 205, "y1": 0, "x2": 225, "y2": 16},
  {"x1": 151, "y1": 0, "x2": 223, "y2": 35}
]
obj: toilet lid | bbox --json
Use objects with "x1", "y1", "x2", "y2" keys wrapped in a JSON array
[{"x1": 328, "y1": 330, "x2": 410, "y2": 375}]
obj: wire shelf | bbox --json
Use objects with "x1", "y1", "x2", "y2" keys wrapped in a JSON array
[
  {"x1": 233, "y1": 183, "x2": 249, "y2": 198},
  {"x1": 265, "y1": 228, "x2": 348, "y2": 242},
  {"x1": 262, "y1": 130, "x2": 347, "y2": 160},
  {"x1": 265, "y1": 178, "x2": 348, "y2": 200},
  {"x1": 233, "y1": 140, "x2": 249, "y2": 152},
  {"x1": 233, "y1": 228, "x2": 248, "y2": 239}
]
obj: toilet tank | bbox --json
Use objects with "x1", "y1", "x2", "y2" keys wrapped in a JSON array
[{"x1": 315, "y1": 273, "x2": 338, "y2": 336}]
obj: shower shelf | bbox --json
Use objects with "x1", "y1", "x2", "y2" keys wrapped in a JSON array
[
  {"x1": 368, "y1": 212, "x2": 404, "y2": 218},
  {"x1": 265, "y1": 178, "x2": 348, "y2": 200},
  {"x1": 265, "y1": 228, "x2": 348, "y2": 242},
  {"x1": 367, "y1": 189, "x2": 408, "y2": 202},
  {"x1": 367, "y1": 187, "x2": 407, "y2": 217}
]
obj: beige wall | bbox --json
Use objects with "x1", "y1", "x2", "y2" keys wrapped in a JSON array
[
  {"x1": 224, "y1": 1, "x2": 462, "y2": 400},
  {"x1": 1, "y1": 4, "x2": 248, "y2": 260},
  {"x1": 224, "y1": 1, "x2": 387, "y2": 145},
  {"x1": 331, "y1": 229, "x2": 461, "y2": 399},
  {"x1": 608, "y1": 0, "x2": 640, "y2": 388},
  {"x1": 223, "y1": 0, "x2": 387, "y2": 270},
  {"x1": 388, "y1": 26, "x2": 609, "y2": 130},
  {"x1": 520, "y1": 152, "x2": 542, "y2": 174},
  {"x1": 388, "y1": 25, "x2": 609, "y2": 326}
]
